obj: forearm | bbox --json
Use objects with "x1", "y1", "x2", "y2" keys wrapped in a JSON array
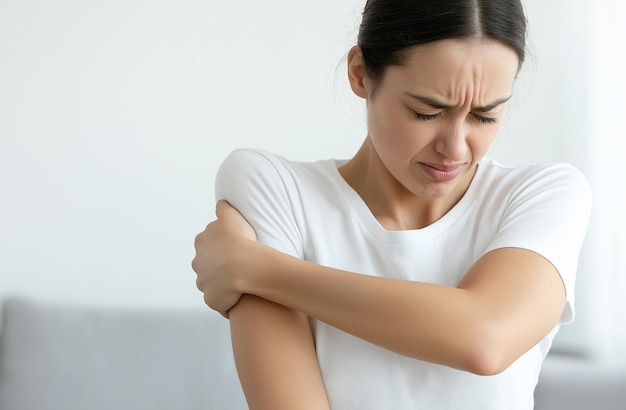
[
  {"x1": 240, "y1": 244, "x2": 563, "y2": 375},
  {"x1": 229, "y1": 295, "x2": 330, "y2": 410},
  {"x1": 242, "y1": 253, "x2": 483, "y2": 373}
]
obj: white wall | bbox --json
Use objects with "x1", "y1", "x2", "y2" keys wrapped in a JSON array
[
  {"x1": 0, "y1": 0, "x2": 365, "y2": 310},
  {"x1": 582, "y1": 0, "x2": 626, "y2": 360},
  {"x1": 1, "y1": 0, "x2": 622, "y2": 358}
]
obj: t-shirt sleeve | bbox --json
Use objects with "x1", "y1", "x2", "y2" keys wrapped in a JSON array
[
  {"x1": 482, "y1": 164, "x2": 592, "y2": 324},
  {"x1": 214, "y1": 149, "x2": 304, "y2": 259}
]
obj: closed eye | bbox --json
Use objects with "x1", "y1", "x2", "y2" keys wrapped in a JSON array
[
  {"x1": 413, "y1": 109, "x2": 498, "y2": 125},
  {"x1": 415, "y1": 111, "x2": 497, "y2": 125},
  {"x1": 472, "y1": 113, "x2": 498, "y2": 125},
  {"x1": 414, "y1": 111, "x2": 443, "y2": 121}
]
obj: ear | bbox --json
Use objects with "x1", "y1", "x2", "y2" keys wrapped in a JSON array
[{"x1": 347, "y1": 46, "x2": 370, "y2": 99}]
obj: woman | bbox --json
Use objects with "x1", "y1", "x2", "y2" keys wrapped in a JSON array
[{"x1": 192, "y1": 0, "x2": 591, "y2": 408}]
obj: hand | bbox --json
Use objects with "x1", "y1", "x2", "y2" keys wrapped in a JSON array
[{"x1": 192, "y1": 200, "x2": 257, "y2": 318}]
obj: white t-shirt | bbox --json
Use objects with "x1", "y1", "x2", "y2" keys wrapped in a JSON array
[{"x1": 215, "y1": 148, "x2": 592, "y2": 410}]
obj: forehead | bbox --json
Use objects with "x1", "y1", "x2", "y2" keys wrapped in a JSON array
[{"x1": 383, "y1": 38, "x2": 519, "y2": 103}]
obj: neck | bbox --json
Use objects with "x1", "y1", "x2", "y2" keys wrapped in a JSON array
[{"x1": 338, "y1": 138, "x2": 474, "y2": 230}]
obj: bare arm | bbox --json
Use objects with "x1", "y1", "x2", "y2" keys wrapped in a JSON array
[
  {"x1": 236, "y1": 242, "x2": 565, "y2": 376},
  {"x1": 194, "y1": 202, "x2": 329, "y2": 409},
  {"x1": 198, "y1": 201, "x2": 565, "y2": 376},
  {"x1": 229, "y1": 295, "x2": 329, "y2": 410}
]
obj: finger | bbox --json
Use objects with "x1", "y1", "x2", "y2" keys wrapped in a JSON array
[
  {"x1": 216, "y1": 201, "x2": 255, "y2": 230},
  {"x1": 215, "y1": 199, "x2": 258, "y2": 241},
  {"x1": 193, "y1": 230, "x2": 204, "y2": 250},
  {"x1": 215, "y1": 199, "x2": 233, "y2": 219},
  {"x1": 192, "y1": 227, "x2": 208, "y2": 253},
  {"x1": 216, "y1": 200, "x2": 249, "y2": 223},
  {"x1": 191, "y1": 256, "x2": 198, "y2": 273}
]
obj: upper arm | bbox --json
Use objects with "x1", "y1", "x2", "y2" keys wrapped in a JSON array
[
  {"x1": 215, "y1": 151, "x2": 327, "y2": 406},
  {"x1": 230, "y1": 295, "x2": 329, "y2": 410},
  {"x1": 457, "y1": 164, "x2": 592, "y2": 373},
  {"x1": 479, "y1": 164, "x2": 592, "y2": 324},
  {"x1": 457, "y1": 247, "x2": 566, "y2": 373}
]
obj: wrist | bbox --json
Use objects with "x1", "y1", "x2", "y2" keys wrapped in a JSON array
[
  {"x1": 235, "y1": 238, "x2": 268, "y2": 295},
  {"x1": 237, "y1": 240, "x2": 289, "y2": 299}
]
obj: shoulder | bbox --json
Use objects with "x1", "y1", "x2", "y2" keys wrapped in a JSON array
[
  {"x1": 478, "y1": 158, "x2": 592, "y2": 207},
  {"x1": 215, "y1": 149, "x2": 299, "y2": 198},
  {"x1": 216, "y1": 148, "x2": 341, "y2": 198},
  {"x1": 479, "y1": 157, "x2": 589, "y2": 186},
  {"x1": 214, "y1": 149, "x2": 309, "y2": 256},
  {"x1": 217, "y1": 148, "x2": 292, "y2": 181}
]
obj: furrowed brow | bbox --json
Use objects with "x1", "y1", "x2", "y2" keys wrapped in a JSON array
[
  {"x1": 404, "y1": 93, "x2": 451, "y2": 109},
  {"x1": 404, "y1": 92, "x2": 512, "y2": 112},
  {"x1": 474, "y1": 96, "x2": 512, "y2": 112}
]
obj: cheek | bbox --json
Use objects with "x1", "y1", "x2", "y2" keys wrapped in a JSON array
[
  {"x1": 368, "y1": 102, "x2": 431, "y2": 153},
  {"x1": 467, "y1": 125, "x2": 500, "y2": 159}
]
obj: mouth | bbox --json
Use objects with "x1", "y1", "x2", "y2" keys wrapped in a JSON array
[{"x1": 418, "y1": 162, "x2": 464, "y2": 182}]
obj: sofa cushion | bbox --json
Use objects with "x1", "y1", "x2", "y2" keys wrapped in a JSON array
[
  {"x1": 0, "y1": 297, "x2": 246, "y2": 410},
  {"x1": 534, "y1": 353, "x2": 626, "y2": 410}
]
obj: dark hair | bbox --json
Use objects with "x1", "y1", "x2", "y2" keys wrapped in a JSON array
[{"x1": 357, "y1": 0, "x2": 527, "y2": 87}]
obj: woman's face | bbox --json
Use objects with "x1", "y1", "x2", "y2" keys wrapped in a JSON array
[{"x1": 361, "y1": 38, "x2": 519, "y2": 200}]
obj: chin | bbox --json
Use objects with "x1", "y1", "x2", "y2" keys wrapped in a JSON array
[{"x1": 413, "y1": 186, "x2": 452, "y2": 199}]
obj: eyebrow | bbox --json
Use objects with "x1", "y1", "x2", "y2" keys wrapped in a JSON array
[{"x1": 403, "y1": 92, "x2": 512, "y2": 112}]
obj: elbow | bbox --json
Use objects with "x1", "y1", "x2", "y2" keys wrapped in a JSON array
[
  {"x1": 465, "y1": 346, "x2": 506, "y2": 376},
  {"x1": 463, "y1": 329, "x2": 515, "y2": 376}
]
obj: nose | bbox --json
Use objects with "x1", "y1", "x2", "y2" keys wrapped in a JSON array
[{"x1": 434, "y1": 118, "x2": 468, "y2": 161}]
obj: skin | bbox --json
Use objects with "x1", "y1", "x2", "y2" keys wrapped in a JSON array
[
  {"x1": 193, "y1": 38, "x2": 567, "y2": 409},
  {"x1": 343, "y1": 39, "x2": 515, "y2": 229},
  {"x1": 197, "y1": 203, "x2": 330, "y2": 409}
]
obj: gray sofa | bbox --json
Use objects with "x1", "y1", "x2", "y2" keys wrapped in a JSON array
[
  {"x1": 0, "y1": 297, "x2": 624, "y2": 409},
  {"x1": 0, "y1": 298, "x2": 246, "y2": 410}
]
